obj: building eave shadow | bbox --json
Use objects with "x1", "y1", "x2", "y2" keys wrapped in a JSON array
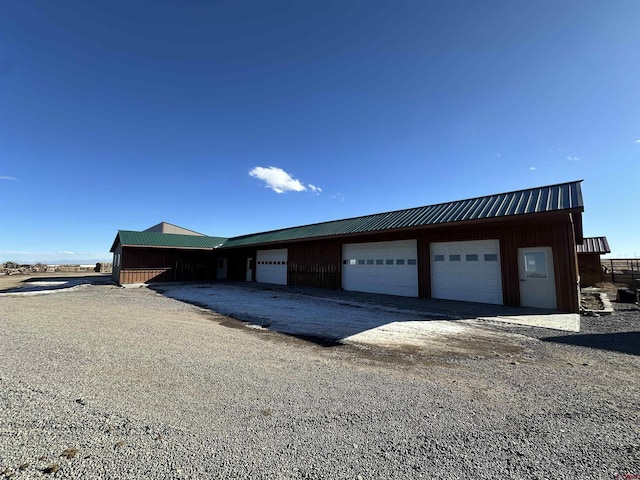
[{"x1": 542, "y1": 332, "x2": 640, "y2": 355}]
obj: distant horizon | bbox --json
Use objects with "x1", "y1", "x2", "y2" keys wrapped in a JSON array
[{"x1": 1, "y1": 258, "x2": 112, "y2": 266}]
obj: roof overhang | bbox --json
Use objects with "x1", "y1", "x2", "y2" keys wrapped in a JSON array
[{"x1": 218, "y1": 209, "x2": 584, "y2": 250}]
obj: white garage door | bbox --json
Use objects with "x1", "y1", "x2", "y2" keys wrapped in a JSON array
[
  {"x1": 342, "y1": 240, "x2": 418, "y2": 297},
  {"x1": 431, "y1": 239, "x2": 503, "y2": 304},
  {"x1": 256, "y1": 249, "x2": 288, "y2": 285}
]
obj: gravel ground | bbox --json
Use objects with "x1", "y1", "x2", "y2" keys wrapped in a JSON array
[{"x1": 1, "y1": 282, "x2": 639, "y2": 479}]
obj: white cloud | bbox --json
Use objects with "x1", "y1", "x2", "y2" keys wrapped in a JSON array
[
  {"x1": 0, "y1": 176, "x2": 18, "y2": 181},
  {"x1": 529, "y1": 167, "x2": 536, "y2": 171},
  {"x1": 566, "y1": 156, "x2": 580, "y2": 162},
  {"x1": 332, "y1": 193, "x2": 345, "y2": 202},
  {"x1": 635, "y1": 139, "x2": 640, "y2": 143},
  {"x1": 249, "y1": 166, "x2": 321, "y2": 195}
]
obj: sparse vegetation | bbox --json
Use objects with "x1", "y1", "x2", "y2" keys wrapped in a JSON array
[{"x1": 1, "y1": 262, "x2": 112, "y2": 275}]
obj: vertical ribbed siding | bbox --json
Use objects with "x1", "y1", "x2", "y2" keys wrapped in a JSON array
[{"x1": 287, "y1": 242, "x2": 341, "y2": 289}]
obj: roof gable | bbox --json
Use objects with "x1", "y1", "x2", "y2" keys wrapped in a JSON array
[
  {"x1": 221, "y1": 180, "x2": 584, "y2": 248},
  {"x1": 144, "y1": 222, "x2": 205, "y2": 236}
]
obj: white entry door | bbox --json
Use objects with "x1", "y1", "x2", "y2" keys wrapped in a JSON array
[
  {"x1": 217, "y1": 257, "x2": 227, "y2": 280},
  {"x1": 246, "y1": 258, "x2": 253, "y2": 282},
  {"x1": 518, "y1": 247, "x2": 557, "y2": 309}
]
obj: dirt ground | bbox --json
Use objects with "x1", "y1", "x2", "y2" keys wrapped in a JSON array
[{"x1": 0, "y1": 276, "x2": 639, "y2": 478}]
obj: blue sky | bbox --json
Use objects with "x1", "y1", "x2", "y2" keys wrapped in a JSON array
[{"x1": 1, "y1": 0, "x2": 639, "y2": 263}]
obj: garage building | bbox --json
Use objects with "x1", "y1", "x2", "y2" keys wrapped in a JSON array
[{"x1": 111, "y1": 180, "x2": 585, "y2": 313}]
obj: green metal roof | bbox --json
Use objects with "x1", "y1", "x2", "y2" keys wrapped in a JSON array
[
  {"x1": 111, "y1": 230, "x2": 227, "y2": 252},
  {"x1": 221, "y1": 180, "x2": 584, "y2": 248}
]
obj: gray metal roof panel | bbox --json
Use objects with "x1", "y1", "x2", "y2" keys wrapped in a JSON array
[{"x1": 577, "y1": 237, "x2": 611, "y2": 254}]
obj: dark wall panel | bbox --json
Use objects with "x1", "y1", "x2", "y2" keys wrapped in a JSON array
[
  {"x1": 288, "y1": 241, "x2": 341, "y2": 289},
  {"x1": 224, "y1": 249, "x2": 255, "y2": 282},
  {"x1": 120, "y1": 247, "x2": 215, "y2": 283},
  {"x1": 579, "y1": 255, "x2": 602, "y2": 287}
]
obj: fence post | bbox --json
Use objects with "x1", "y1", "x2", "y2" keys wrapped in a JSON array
[{"x1": 610, "y1": 259, "x2": 615, "y2": 284}]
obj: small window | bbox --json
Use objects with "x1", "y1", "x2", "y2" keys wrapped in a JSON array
[
  {"x1": 386, "y1": 259, "x2": 394, "y2": 265},
  {"x1": 484, "y1": 254, "x2": 498, "y2": 262},
  {"x1": 466, "y1": 254, "x2": 478, "y2": 261},
  {"x1": 357, "y1": 259, "x2": 365, "y2": 265},
  {"x1": 450, "y1": 254, "x2": 461, "y2": 261},
  {"x1": 349, "y1": 259, "x2": 356, "y2": 265},
  {"x1": 376, "y1": 259, "x2": 384, "y2": 265},
  {"x1": 433, "y1": 254, "x2": 445, "y2": 262},
  {"x1": 343, "y1": 260, "x2": 348, "y2": 265},
  {"x1": 396, "y1": 259, "x2": 405, "y2": 265},
  {"x1": 366, "y1": 259, "x2": 374, "y2": 265},
  {"x1": 524, "y1": 251, "x2": 547, "y2": 278},
  {"x1": 407, "y1": 259, "x2": 417, "y2": 265}
]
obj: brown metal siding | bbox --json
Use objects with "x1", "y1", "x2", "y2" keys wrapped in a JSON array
[
  {"x1": 120, "y1": 268, "x2": 172, "y2": 284},
  {"x1": 411, "y1": 213, "x2": 579, "y2": 312},
  {"x1": 114, "y1": 212, "x2": 580, "y2": 311},
  {"x1": 118, "y1": 247, "x2": 215, "y2": 284},
  {"x1": 288, "y1": 241, "x2": 341, "y2": 289},
  {"x1": 277, "y1": 214, "x2": 579, "y2": 311},
  {"x1": 578, "y1": 254, "x2": 603, "y2": 287},
  {"x1": 417, "y1": 237, "x2": 430, "y2": 298}
]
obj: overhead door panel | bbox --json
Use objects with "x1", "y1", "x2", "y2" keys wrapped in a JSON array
[
  {"x1": 431, "y1": 240, "x2": 503, "y2": 304},
  {"x1": 256, "y1": 249, "x2": 288, "y2": 285},
  {"x1": 342, "y1": 240, "x2": 418, "y2": 297}
]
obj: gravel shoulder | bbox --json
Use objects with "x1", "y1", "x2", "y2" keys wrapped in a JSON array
[{"x1": 1, "y1": 283, "x2": 639, "y2": 479}]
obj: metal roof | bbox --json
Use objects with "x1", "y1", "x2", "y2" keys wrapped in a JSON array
[
  {"x1": 111, "y1": 230, "x2": 227, "y2": 252},
  {"x1": 144, "y1": 222, "x2": 206, "y2": 236},
  {"x1": 577, "y1": 237, "x2": 610, "y2": 254},
  {"x1": 221, "y1": 180, "x2": 584, "y2": 248}
]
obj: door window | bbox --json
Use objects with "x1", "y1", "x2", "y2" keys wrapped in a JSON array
[{"x1": 524, "y1": 251, "x2": 548, "y2": 279}]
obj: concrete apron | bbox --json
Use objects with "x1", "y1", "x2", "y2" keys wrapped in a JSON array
[
  {"x1": 237, "y1": 283, "x2": 581, "y2": 333},
  {"x1": 477, "y1": 313, "x2": 580, "y2": 332}
]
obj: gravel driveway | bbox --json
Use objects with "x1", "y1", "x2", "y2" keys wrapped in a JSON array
[{"x1": 1, "y1": 281, "x2": 639, "y2": 479}]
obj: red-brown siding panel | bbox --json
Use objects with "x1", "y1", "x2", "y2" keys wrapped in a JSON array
[
  {"x1": 119, "y1": 247, "x2": 215, "y2": 283},
  {"x1": 288, "y1": 241, "x2": 341, "y2": 289},
  {"x1": 578, "y1": 254, "x2": 603, "y2": 287},
  {"x1": 120, "y1": 268, "x2": 172, "y2": 284}
]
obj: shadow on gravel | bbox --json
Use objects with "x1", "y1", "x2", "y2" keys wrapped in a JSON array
[
  {"x1": 542, "y1": 332, "x2": 640, "y2": 355},
  {"x1": 286, "y1": 334, "x2": 344, "y2": 347}
]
